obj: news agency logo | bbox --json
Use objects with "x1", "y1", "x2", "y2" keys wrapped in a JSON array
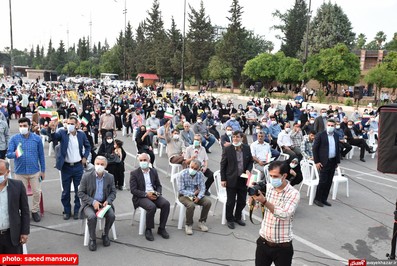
[{"x1": 348, "y1": 259, "x2": 366, "y2": 266}]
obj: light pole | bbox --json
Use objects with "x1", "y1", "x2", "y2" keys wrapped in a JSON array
[
  {"x1": 123, "y1": 0, "x2": 127, "y2": 80},
  {"x1": 89, "y1": 13, "x2": 92, "y2": 77},
  {"x1": 180, "y1": 0, "x2": 186, "y2": 91},
  {"x1": 303, "y1": 0, "x2": 312, "y2": 64},
  {"x1": 9, "y1": 0, "x2": 14, "y2": 78}
]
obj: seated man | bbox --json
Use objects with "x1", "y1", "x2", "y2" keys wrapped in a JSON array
[
  {"x1": 344, "y1": 120, "x2": 374, "y2": 162},
  {"x1": 220, "y1": 125, "x2": 233, "y2": 149},
  {"x1": 156, "y1": 118, "x2": 170, "y2": 147},
  {"x1": 245, "y1": 106, "x2": 258, "y2": 135},
  {"x1": 78, "y1": 156, "x2": 116, "y2": 251},
  {"x1": 166, "y1": 128, "x2": 186, "y2": 167},
  {"x1": 178, "y1": 160, "x2": 212, "y2": 235},
  {"x1": 192, "y1": 115, "x2": 215, "y2": 153},
  {"x1": 250, "y1": 131, "x2": 272, "y2": 177},
  {"x1": 277, "y1": 123, "x2": 298, "y2": 161},
  {"x1": 180, "y1": 122, "x2": 195, "y2": 147},
  {"x1": 334, "y1": 122, "x2": 352, "y2": 159},
  {"x1": 146, "y1": 111, "x2": 160, "y2": 143},
  {"x1": 130, "y1": 153, "x2": 170, "y2": 241},
  {"x1": 224, "y1": 113, "x2": 241, "y2": 132},
  {"x1": 300, "y1": 130, "x2": 316, "y2": 161}
]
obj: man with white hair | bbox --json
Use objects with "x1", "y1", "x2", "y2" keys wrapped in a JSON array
[{"x1": 180, "y1": 122, "x2": 195, "y2": 147}]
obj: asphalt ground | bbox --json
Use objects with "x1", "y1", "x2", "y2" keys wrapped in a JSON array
[{"x1": 8, "y1": 92, "x2": 397, "y2": 266}]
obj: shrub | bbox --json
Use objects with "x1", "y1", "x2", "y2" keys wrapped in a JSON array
[
  {"x1": 345, "y1": 98, "x2": 353, "y2": 106},
  {"x1": 316, "y1": 89, "x2": 326, "y2": 103}
]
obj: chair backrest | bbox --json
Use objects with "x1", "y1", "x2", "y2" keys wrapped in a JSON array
[
  {"x1": 368, "y1": 132, "x2": 377, "y2": 146},
  {"x1": 277, "y1": 153, "x2": 290, "y2": 162},
  {"x1": 213, "y1": 170, "x2": 226, "y2": 198},
  {"x1": 263, "y1": 164, "x2": 270, "y2": 183},
  {"x1": 170, "y1": 173, "x2": 180, "y2": 202},
  {"x1": 300, "y1": 160, "x2": 318, "y2": 183}
]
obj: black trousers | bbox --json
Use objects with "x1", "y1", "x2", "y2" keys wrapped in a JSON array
[
  {"x1": 226, "y1": 180, "x2": 247, "y2": 222},
  {"x1": 255, "y1": 237, "x2": 293, "y2": 266},
  {"x1": 349, "y1": 139, "x2": 371, "y2": 159},
  {"x1": 204, "y1": 168, "x2": 214, "y2": 191},
  {"x1": 340, "y1": 142, "x2": 352, "y2": 157},
  {"x1": 136, "y1": 196, "x2": 170, "y2": 229},
  {"x1": 315, "y1": 158, "x2": 337, "y2": 203},
  {"x1": 0, "y1": 230, "x2": 22, "y2": 256}
]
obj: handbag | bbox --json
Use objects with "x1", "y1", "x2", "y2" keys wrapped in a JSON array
[{"x1": 107, "y1": 154, "x2": 121, "y2": 164}]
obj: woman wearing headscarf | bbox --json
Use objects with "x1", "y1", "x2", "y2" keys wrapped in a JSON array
[{"x1": 135, "y1": 125, "x2": 155, "y2": 165}]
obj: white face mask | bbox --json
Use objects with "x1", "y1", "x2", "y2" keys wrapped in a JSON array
[
  {"x1": 0, "y1": 174, "x2": 6, "y2": 183},
  {"x1": 285, "y1": 128, "x2": 291, "y2": 133},
  {"x1": 197, "y1": 119, "x2": 202, "y2": 123},
  {"x1": 106, "y1": 139, "x2": 113, "y2": 144},
  {"x1": 173, "y1": 134, "x2": 180, "y2": 140},
  {"x1": 336, "y1": 125, "x2": 341, "y2": 129},
  {"x1": 19, "y1": 127, "x2": 29, "y2": 135},
  {"x1": 232, "y1": 141, "x2": 242, "y2": 147},
  {"x1": 106, "y1": 110, "x2": 111, "y2": 114},
  {"x1": 289, "y1": 163, "x2": 297, "y2": 169},
  {"x1": 321, "y1": 113, "x2": 327, "y2": 118},
  {"x1": 348, "y1": 125, "x2": 353, "y2": 129},
  {"x1": 67, "y1": 124, "x2": 75, "y2": 133},
  {"x1": 95, "y1": 165, "x2": 105, "y2": 174},
  {"x1": 226, "y1": 130, "x2": 232, "y2": 136},
  {"x1": 151, "y1": 115, "x2": 155, "y2": 118},
  {"x1": 309, "y1": 120, "x2": 314, "y2": 124}
]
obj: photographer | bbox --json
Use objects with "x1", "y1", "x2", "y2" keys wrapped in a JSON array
[{"x1": 252, "y1": 161, "x2": 300, "y2": 266}]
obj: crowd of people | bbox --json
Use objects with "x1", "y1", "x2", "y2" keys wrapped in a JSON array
[{"x1": 0, "y1": 78, "x2": 380, "y2": 264}]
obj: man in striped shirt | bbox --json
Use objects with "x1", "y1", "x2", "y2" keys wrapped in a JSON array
[{"x1": 252, "y1": 161, "x2": 300, "y2": 266}]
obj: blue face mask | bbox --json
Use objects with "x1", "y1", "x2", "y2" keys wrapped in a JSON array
[
  {"x1": 269, "y1": 177, "x2": 283, "y2": 188},
  {"x1": 139, "y1": 162, "x2": 149, "y2": 169},
  {"x1": 0, "y1": 174, "x2": 5, "y2": 183},
  {"x1": 189, "y1": 168, "x2": 197, "y2": 176}
]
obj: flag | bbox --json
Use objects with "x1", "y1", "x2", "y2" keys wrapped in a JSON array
[
  {"x1": 37, "y1": 107, "x2": 55, "y2": 118},
  {"x1": 16, "y1": 143, "x2": 23, "y2": 158},
  {"x1": 96, "y1": 205, "x2": 111, "y2": 218},
  {"x1": 80, "y1": 116, "x2": 89, "y2": 126},
  {"x1": 164, "y1": 107, "x2": 174, "y2": 119},
  {"x1": 354, "y1": 120, "x2": 361, "y2": 125},
  {"x1": 51, "y1": 112, "x2": 59, "y2": 121}
]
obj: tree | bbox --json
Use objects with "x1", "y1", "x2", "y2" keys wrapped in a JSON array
[
  {"x1": 100, "y1": 46, "x2": 122, "y2": 75},
  {"x1": 167, "y1": 17, "x2": 183, "y2": 84},
  {"x1": 374, "y1": 31, "x2": 387, "y2": 49},
  {"x1": 354, "y1": 33, "x2": 367, "y2": 50},
  {"x1": 272, "y1": 0, "x2": 308, "y2": 57},
  {"x1": 242, "y1": 53, "x2": 278, "y2": 87},
  {"x1": 77, "y1": 37, "x2": 89, "y2": 61},
  {"x1": 207, "y1": 56, "x2": 233, "y2": 85},
  {"x1": 185, "y1": 0, "x2": 214, "y2": 82},
  {"x1": 62, "y1": 61, "x2": 78, "y2": 76},
  {"x1": 75, "y1": 60, "x2": 91, "y2": 76},
  {"x1": 56, "y1": 40, "x2": 67, "y2": 73},
  {"x1": 365, "y1": 64, "x2": 396, "y2": 102},
  {"x1": 385, "y1": 33, "x2": 397, "y2": 51},
  {"x1": 276, "y1": 52, "x2": 303, "y2": 89},
  {"x1": 134, "y1": 22, "x2": 149, "y2": 73},
  {"x1": 304, "y1": 43, "x2": 360, "y2": 91},
  {"x1": 124, "y1": 22, "x2": 136, "y2": 79},
  {"x1": 301, "y1": 2, "x2": 355, "y2": 57},
  {"x1": 27, "y1": 47, "x2": 34, "y2": 67}
]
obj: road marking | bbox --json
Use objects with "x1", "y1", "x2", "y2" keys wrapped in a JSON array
[
  {"x1": 341, "y1": 167, "x2": 397, "y2": 183},
  {"x1": 353, "y1": 176, "x2": 397, "y2": 189}
]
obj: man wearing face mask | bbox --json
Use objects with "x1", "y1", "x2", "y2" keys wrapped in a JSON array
[
  {"x1": 178, "y1": 160, "x2": 212, "y2": 235},
  {"x1": 50, "y1": 116, "x2": 91, "y2": 220},
  {"x1": 166, "y1": 128, "x2": 186, "y2": 167},
  {"x1": 314, "y1": 108, "x2": 328, "y2": 134},
  {"x1": 78, "y1": 156, "x2": 116, "y2": 251},
  {"x1": 130, "y1": 153, "x2": 170, "y2": 241},
  {"x1": 193, "y1": 115, "x2": 216, "y2": 153},
  {"x1": 98, "y1": 106, "x2": 116, "y2": 142},
  {"x1": 0, "y1": 159, "x2": 30, "y2": 255},
  {"x1": 334, "y1": 122, "x2": 352, "y2": 159},
  {"x1": 344, "y1": 120, "x2": 375, "y2": 162},
  {"x1": 277, "y1": 122, "x2": 298, "y2": 161},
  {"x1": 312, "y1": 119, "x2": 340, "y2": 207},
  {"x1": 7, "y1": 117, "x2": 45, "y2": 223},
  {"x1": 220, "y1": 125, "x2": 233, "y2": 149},
  {"x1": 220, "y1": 131, "x2": 254, "y2": 229},
  {"x1": 146, "y1": 111, "x2": 160, "y2": 144},
  {"x1": 252, "y1": 161, "x2": 300, "y2": 265}
]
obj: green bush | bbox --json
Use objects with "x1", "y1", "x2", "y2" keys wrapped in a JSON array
[
  {"x1": 345, "y1": 98, "x2": 353, "y2": 106},
  {"x1": 240, "y1": 86, "x2": 246, "y2": 95},
  {"x1": 316, "y1": 89, "x2": 326, "y2": 103}
]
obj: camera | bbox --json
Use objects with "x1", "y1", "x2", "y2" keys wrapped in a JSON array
[{"x1": 247, "y1": 181, "x2": 267, "y2": 196}]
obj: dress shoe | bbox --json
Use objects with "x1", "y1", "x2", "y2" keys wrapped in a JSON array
[
  {"x1": 145, "y1": 229, "x2": 154, "y2": 241},
  {"x1": 204, "y1": 190, "x2": 211, "y2": 196},
  {"x1": 235, "y1": 219, "x2": 246, "y2": 226},
  {"x1": 313, "y1": 200, "x2": 324, "y2": 207},
  {"x1": 88, "y1": 239, "x2": 97, "y2": 251},
  {"x1": 157, "y1": 228, "x2": 170, "y2": 239},
  {"x1": 63, "y1": 212, "x2": 71, "y2": 220},
  {"x1": 360, "y1": 158, "x2": 366, "y2": 162},
  {"x1": 102, "y1": 234, "x2": 111, "y2": 246},
  {"x1": 227, "y1": 221, "x2": 235, "y2": 229},
  {"x1": 32, "y1": 212, "x2": 41, "y2": 222},
  {"x1": 368, "y1": 149, "x2": 375, "y2": 154},
  {"x1": 205, "y1": 149, "x2": 211, "y2": 154},
  {"x1": 322, "y1": 201, "x2": 332, "y2": 207},
  {"x1": 73, "y1": 213, "x2": 79, "y2": 220}
]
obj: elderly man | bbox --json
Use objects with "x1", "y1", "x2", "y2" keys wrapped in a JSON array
[
  {"x1": 277, "y1": 122, "x2": 298, "y2": 160},
  {"x1": 180, "y1": 122, "x2": 195, "y2": 147},
  {"x1": 193, "y1": 115, "x2": 216, "y2": 153},
  {"x1": 99, "y1": 106, "x2": 116, "y2": 142},
  {"x1": 245, "y1": 106, "x2": 258, "y2": 135},
  {"x1": 224, "y1": 113, "x2": 241, "y2": 132},
  {"x1": 78, "y1": 156, "x2": 117, "y2": 251},
  {"x1": 130, "y1": 153, "x2": 170, "y2": 241},
  {"x1": 166, "y1": 127, "x2": 186, "y2": 167},
  {"x1": 146, "y1": 111, "x2": 160, "y2": 143},
  {"x1": 250, "y1": 131, "x2": 272, "y2": 176},
  {"x1": 178, "y1": 159, "x2": 212, "y2": 235}
]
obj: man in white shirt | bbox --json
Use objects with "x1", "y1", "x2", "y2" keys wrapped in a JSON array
[
  {"x1": 250, "y1": 131, "x2": 271, "y2": 176},
  {"x1": 277, "y1": 123, "x2": 298, "y2": 160},
  {"x1": 245, "y1": 106, "x2": 258, "y2": 135}
]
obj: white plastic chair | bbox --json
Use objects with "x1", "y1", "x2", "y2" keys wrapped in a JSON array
[
  {"x1": 212, "y1": 170, "x2": 227, "y2": 225},
  {"x1": 331, "y1": 166, "x2": 349, "y2": 200},
  {"x1": 346, "y1": 146, "x2": 356, "y2": 159},
  {"x1": 40, "y1": 134, "x2": 48, "y2": 147},
  {"x1": 168, "y1": 161, "x2": 182, "y2": 178},
  {"x1": 132, "y1": 207, "x2": 147, "y2": 235},
  {"x1": 170, "y1": 173, "x2": 187, "y2": 229},
  {"x1": 298, "y1": 160, "x2": 319, "y2": 205},
  {"x1": 367, "y1": 132, "x2": 377, "y2": 159},
  {"x1": 83, "y1": 217, "x2": 117, "y2": 246},
  {"x1": 159, "y1": 142, "x2": 165, "y2": 157}
]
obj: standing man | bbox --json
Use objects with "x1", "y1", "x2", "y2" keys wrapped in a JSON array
[
  {"x1": 99, "y1": 106, "x2": 116, "y2": 142},
  {"x1": 0, "y1": 159, "x2": 30, "y2": 254},
  {"x1": 220, "y1": 131, "x2": 253, "y2": 229},
  {"x1": 312, "y1": 119, "x2": 340, "y2": 207},
  {"x1": 50, "y1": 116, "x2": 91, "y2": 220},
  {"x1": 130, "y1": 153, "x2": 170, "y2": 241},
  {"x1": 0, "y1": 117, "x2": 9, "y2": 159},
  {"x1": 7, "y1": 117, "x2": 45, "y2": 222},
  {"x1": 252, "y1": 161, "x2": 300, "y2": 266},
  {"x1": 314, "y1": 108, "x2": 328, "y2": 134},
  {"x1": 78, "y1": 156, "x2": 116, "y2": 251}
]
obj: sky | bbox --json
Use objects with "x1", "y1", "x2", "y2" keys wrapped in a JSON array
[{"x1": 0, "y1": 0, "x2": 396, "y2": 53}]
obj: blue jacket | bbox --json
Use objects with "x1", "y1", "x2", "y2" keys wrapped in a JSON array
[{"x1": 51, "y1": 129, "x2": 91, "y2": 170}]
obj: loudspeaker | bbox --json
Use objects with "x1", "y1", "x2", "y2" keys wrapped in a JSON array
[
  {"x1": 353, "y1": 86, "x2": 363, "y2": 100},
  {"x1": 377, "y1": 104, "x2": 397, "y2": 174}
]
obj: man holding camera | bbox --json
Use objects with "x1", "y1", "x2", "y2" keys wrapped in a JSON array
[
  {"x1": 252, "y1": 161, "x2": 300, "y2": 266},
  {"x1": 130, "y1": 153, "x2": 170, "y2": 241}
]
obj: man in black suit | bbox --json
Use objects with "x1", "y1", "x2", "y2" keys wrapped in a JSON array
[
  {"x1": 220, "y1": 125, "x2": 233, "y2": 149},
  {"x1": 314, "y1": 108, "x2": 328, "y2": 134},
  {"x1": 78, "y1": 156, "x2": 117, "y2": 251},
  {"x1": 130, "y1": 153, "x2": 170, "y2": 241},
  {"x1": 312, "y1": 119, "x2": 340, "y2": 207},
  {"x1": 0, "y1": 159, "x2": 30, "y2": 254},
  {"x1": 344, "y1": 120, "x2": 374, "y2": 162},
  {"x1": 220, "y1": 131, "x2": 253, "y2": 229}
]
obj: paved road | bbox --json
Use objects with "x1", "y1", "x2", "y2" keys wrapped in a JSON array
[{"x1": 12, "y1": 93, "x2": 396, "y2": 266}]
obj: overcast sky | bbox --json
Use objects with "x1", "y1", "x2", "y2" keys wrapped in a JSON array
[{"x1": 0, "y1": 0, "x2": 396, "y2": 53}]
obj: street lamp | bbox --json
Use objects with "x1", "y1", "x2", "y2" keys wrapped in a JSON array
[
  {"x1": 180, "y1": 0, "x2": 187, "y2": 91},
  {"x1": 9, "y1": 0, "x2": 14, "y2": 78},
  {"x1": 303, "y1": 0, "x2": 312, "y2": 64},
  {"x1": 123, "y1": 0, "x2": 127, "y2": 81}
]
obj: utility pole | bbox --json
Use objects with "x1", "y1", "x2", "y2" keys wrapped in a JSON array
[
  {"x1": 123, "y1": 0, "x2": 127, "y2": 80},
  {"x1": 9, "y1": 0, "x2": 14, "y2": 78},
  {"x1": 89, "y1": 14, "x2": 92, "y2": 78},
  {"x1": 303, "y1": 0, "x2": 312, "y2": 64},
  {"x1": 181, "y1": 0, "x2": 186, "y2": 91}
]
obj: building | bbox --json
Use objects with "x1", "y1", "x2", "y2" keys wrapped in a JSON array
[
  {"x1": 136, "y1": 73, "x2": 159, "y2": 87},
  {"x1": 26, "y1": 69, "x2": 57, "y2": 81}
]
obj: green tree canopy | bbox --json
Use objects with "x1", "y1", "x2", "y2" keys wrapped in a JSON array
[{"x1": 242, "y1": 52, "x2": 277, "y2": 87}]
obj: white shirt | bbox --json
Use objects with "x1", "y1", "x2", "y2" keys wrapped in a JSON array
[
  {"x1": 277, "y1": 130, "x2": 293, "y2": 147},
  {"x1": 250, "y1": 141, "x2": 271, "y2": 162},
  {"x1": 0, "y1": 182, "x2": 10, "y2": 230},
  {"x1": 143, "y1": 170, "x2": 154, "y2": 192},
  {"x1": 65, "y1": 133, "x2": 82, "y2": 163}
]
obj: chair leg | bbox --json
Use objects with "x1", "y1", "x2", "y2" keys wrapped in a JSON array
[
  {"x1": 212, "y1": 199, "x2": 219, "y2": 216},
  {"x1": 83, "y1": 219, "x2": 90, "y2": 246},
  {"x1": 308, "y1": 185, "x2": 316, "y2": 205},
  {"x1": 139, "y1": 209, "x2": 146, "y2": 235},
  {"x1": 177, "y1": 206, "x2": 185, "y2": 230},
  {"x1": 332, "y1": 182, "x2": 339, "y2": 200},
  {"x1": 23, "y1": 244, "x2": 28, "y2": 254},
  {"x1": 110, "y1": 224, "x2": 117, "y2": 240},
  {"x1": 221, "y1": 203, "x2": 226, "y2": 225},
  {"x1": 346, "y1": 180, "x2": 350, "y2": 197},
  {"x1": 171, "y1": 203, "x2": 177, "y2": 220}
]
